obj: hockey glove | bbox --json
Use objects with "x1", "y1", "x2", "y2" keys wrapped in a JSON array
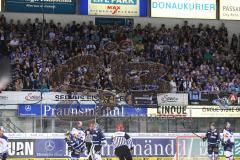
[
  {"x1": 101, "y1": 140, "x2": 107, "y2": 146},
  {"x1": 64, "y1": 131, "x2": 71, "y2": 140},
  {"x1": 130, "y1": 147, "x2": 134, "y2": 154},
  {"x1": 74, "y1": 149, "x2": 81, "y2": 155},
  {"x1": 221, "y1": 140, "x2": 226, "y2": 146},
  {"x1": 202, "y1": 137, "x2": 207, "y2": 142}
]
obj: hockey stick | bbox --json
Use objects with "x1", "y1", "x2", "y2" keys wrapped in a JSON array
[
  {"x1": 181, "y1": 122, "x2": 203, "y2": 139},
  {"x1": 10, "y1": 149, "x2": 23, "y2": 152}
]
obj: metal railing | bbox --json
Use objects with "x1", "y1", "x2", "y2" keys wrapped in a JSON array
[{"x1": 3, "y1": 118, "x2": 24, "y2": 133}]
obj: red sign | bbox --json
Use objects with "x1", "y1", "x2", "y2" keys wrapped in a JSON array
[{"x1": 107, "y1": 6, "x2": 121, "y2": 14}]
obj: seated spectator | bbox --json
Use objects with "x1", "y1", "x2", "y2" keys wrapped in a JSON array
[
  {"x1": 9, "y1": 36, "x2": 19, "y2": 47},
  {"x1": 15, "y1": 78, "x2": 23, "y2": 91},
  {"x1": 0, "y1": 14, "x2": 238, "y2": 93}
]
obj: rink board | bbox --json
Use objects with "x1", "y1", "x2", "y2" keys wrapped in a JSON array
[
  {"x1": 7, "y1": 158, "x2": 240, "y2": 160},
  {"x1": 5, "y1": 133, "x2": 240, "y2": 159}
]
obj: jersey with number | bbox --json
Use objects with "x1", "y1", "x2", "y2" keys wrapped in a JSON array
[
  {"x1": 222, "y1": 129, "x2": 234, "y2": 151},
  {"x1": 205, "y1": 129, "x2": 220, "y2": 146},
  {"x1": 92, "y1": 129, "x2": 106, "y2": 147}
]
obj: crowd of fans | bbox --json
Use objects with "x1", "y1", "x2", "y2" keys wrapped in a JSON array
[{"x1": 0, "y1": 14, "x2": 239, "y2": 93}]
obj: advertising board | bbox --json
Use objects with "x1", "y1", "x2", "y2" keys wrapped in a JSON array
[
  {"x1": 220, "y1": 0, "x2": 240, "y2": 20},
  {"x1": 5, "y1": 0, "x2": 76, "y2": 14},
  {"x1": 5, "y1": 133, "x2": 240, "y2": 158},
  {"x1": 80, "y1": 0, "x2": 148, "y2": 17},
  {"x1": 157, "y1": 93, "x2": 188, "y2": 106},
  {"x1": 151, "y1": 0, "x2": 217, "y2": 19}
]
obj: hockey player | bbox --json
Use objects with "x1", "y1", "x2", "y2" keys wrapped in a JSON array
[
  {"x1": 0, "y1": 126, "x2": 8, "y2": 160},
  {"x1": 85, "y1": 123, "x2": 94, "y2": 160},
  {"x1": 222, "y1": 122, "x2": 234, "y2": 160},
  {"x1": 65, "y1": 128, "x2": 86, "y2": 160},
  {"x1": 203, "y1": 122, "x2": 220, "y2": 160},
  {"x1": 88, "y1": 123, "x2": 107, "y2": 160},
  {"x1": 76, "y1": 121, "x2": 84, "y2": 131},
  {"x1": 111, "y1": 123, "x2": 133, "y2": 160}
]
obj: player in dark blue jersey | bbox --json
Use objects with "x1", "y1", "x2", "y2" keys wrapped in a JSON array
[
  {"x1": 89, "y1": 123, "x2": 107, "y2": 160},
  {"x1": 203, "y1": 122, "x2": 220, "y2": 160},
  {"x1": 85, "y1": 123, "x2": 94, "y2": 160},
  {"x1": 222, "y1": 122, "x2": 234, "y2": 160}
]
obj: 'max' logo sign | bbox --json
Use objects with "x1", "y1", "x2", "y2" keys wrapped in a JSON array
[
  {"x1": 91, "y1": 0, "x2": 137, "y2": 15},
  {"x1": 107, "y1": 6, "x2": 121, "y2": 14}
]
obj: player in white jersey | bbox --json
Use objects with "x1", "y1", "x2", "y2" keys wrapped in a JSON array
[
  {"x1": 0, "y1": 126, "x2": 8, "y2": 160},
  {"x1": 221, "y1": 122, "x2": 235, "y2": 160},
  {"x1": 65, "y1": 127, "x2": 86, "y2": 160}
]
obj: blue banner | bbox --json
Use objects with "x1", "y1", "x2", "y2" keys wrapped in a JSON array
[
  {"x1": 18, "y1": 104, "x2": 147, "y2": 117},
  {"x1": 5, "y1": 0, "x2": 76, "y2": 14},
  {"x1": 35, "y1": 139, "x2": 66, "y2": 157},
  {"x1": 95, "y1": 17, "x2": 133, "y2": 26}
]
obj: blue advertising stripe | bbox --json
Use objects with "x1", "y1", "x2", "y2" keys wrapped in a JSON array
[
  {"x1": 35, "y1": 139, "x2": 66, "y2": 158},
  {"x1": 95, "y1": 17, "x2": 126, "y2": 25},
  {"x1": 18, "y1": 104, "x2": 41, "y2": 117},
  {"x1": 5, "y1": 0, "x2": 76, "y2": 14},
  {"x1": 7, "y1": 158, "x2": 240, "y2": 160},
  {"x1": 8, "y1": 136, "x2": 240, "y2": 158},
  {"x1": 35, "y1": 137, "x2": 176, "y2": 158},
  {"x1": 79, "y1": 0, "x2": 88, "y2": 15},
  {"x1": 18, "y1": 104, "x2": 148, "y2": 117},
  {"x1": 140, "y1": 0, "x2": 148, "y2": 17}
]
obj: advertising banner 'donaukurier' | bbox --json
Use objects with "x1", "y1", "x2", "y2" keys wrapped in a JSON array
[{"x1": 151, "y1": 0, "x2": 217, "y2": 19}]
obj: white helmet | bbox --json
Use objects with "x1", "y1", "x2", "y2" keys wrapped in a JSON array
[{"x1": 71, "y1": 128, "x2": 79, "y2": 137}]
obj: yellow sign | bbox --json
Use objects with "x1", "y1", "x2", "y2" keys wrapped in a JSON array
[
  {"x1": 220, "y1": 0, "x2": 240, "y2": 20},
  {"x1": 147, "y1": 107, "x2": 191, "y2": 118},
  {"x1": 188, "y1": 105, "x2": 240, "y2": 117},
  {"x1": 88, "y1": 0, "x2": 140, "y2": 16},
  {"x1": 148, "y1": 106, "x2": 240, "y2": 118}
]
